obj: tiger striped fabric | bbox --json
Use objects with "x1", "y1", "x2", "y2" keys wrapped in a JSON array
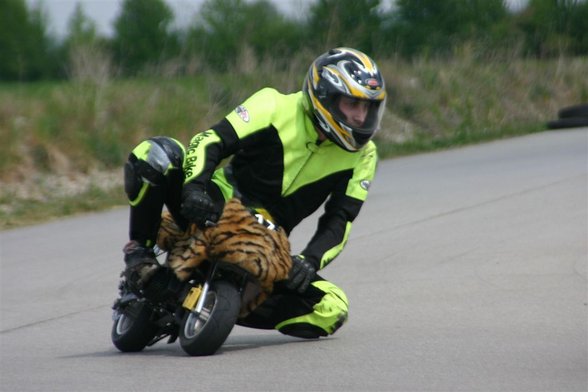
[{"x1": 156, "y1": 198, "x2": 292, "y2": 315}]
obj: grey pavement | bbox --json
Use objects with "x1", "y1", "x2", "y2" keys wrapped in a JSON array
[{"x1": 1, "y1": 128, "x2": 586, "y2": 392}]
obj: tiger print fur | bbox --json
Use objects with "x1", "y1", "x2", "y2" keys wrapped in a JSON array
[{"x1": 156, "y1": 198, "x2": 292, "y2": 315}]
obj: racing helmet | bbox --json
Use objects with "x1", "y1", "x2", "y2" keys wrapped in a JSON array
[{"x1": 302, "y1": 47, "x2": 387, "y2": 151}]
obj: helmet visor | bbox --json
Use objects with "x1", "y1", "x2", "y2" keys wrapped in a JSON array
[{"x1": 330, "y1": 95, "x2": 386, "y2": 147}]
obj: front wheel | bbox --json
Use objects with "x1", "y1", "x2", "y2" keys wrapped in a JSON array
[
  {"x1": 111, "y1": 300, "x2": 158, "y2": 352},
  {"x1": 179, "y1": 280, "x2": 240, "y2": 356}
]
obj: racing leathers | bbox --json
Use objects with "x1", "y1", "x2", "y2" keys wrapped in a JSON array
[
  {"x1": 124, "y1": 87, "x2": 377, "y2": 338},
  {"x1": 183, "y1": 87, "x2": 378, "y2": 271}
]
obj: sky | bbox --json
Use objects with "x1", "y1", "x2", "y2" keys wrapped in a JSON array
[
  {"x1": 28, "y1": 0, "x2": 312, "y2": 38},
  {"x1": 28, "y1": 0, "x2": 530, "y2": 39}
]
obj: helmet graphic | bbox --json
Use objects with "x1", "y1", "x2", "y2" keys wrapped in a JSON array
[{"x1": 302, "y1": 47, "x2": 387, "y2": 151}]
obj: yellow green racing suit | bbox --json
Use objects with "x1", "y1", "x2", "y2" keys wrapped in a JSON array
[{"x1": 125, "y1": 87, "x2": 378, "y2": 338}]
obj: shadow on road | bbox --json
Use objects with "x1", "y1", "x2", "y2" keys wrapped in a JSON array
[
  {"x1": 58, "y1": 333, "x2": 330, "y2": 359},
  {"x1": 220, "y1": 333, "x2": 328, "y2": 353}
]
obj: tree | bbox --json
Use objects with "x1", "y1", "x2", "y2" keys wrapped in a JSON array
[
  {"x1": 568, "y1": 1, "x2": 588, "y2": 54},
  {"x1": 111, "y1": 0, "x2": 179, "y2": 75},
  {"x1": 0, "y1": 0, "x2": 58, "y2": 80},
  {"x1": 185, "y1": 0, "x2": 305, "y2": 71},
  {"x1": 65, "y1": 3, "x2": 99, "y2": 48},
  {"x1": 305, "y1": 0, "x2": 383, "y2": 54},
  {"x1": 63, "y1": 3, "x2": 112, "y2": 81},
  {"x1": 516, "y1": 0, "x2": 588, "y2": 57},
  {"x1": 188, "y1": 0, "x2": 260, "y2": 70},
  {"x1": 385, "y1": 0, "x2": 509, "y2": 57}
]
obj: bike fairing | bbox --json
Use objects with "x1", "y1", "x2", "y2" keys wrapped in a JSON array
[{"x1": 186, "y1": 87, "x2": 378, "y2": 271}]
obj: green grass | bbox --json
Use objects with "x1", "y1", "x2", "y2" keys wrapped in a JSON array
[
  {"x1": 0, "y1": 184, "x2": 126, "y2": 230},
  {"x1": 1, "y1": 54, "x2": 586, "y2": 230},
  {"x1": 376, "y1": 121, "x2": 547, "y2": 157}
]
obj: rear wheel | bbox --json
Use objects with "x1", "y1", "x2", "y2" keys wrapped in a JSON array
[
  {"x1": 111, "y1": 301, "x2": 158, "y2": 352},
  {"x1": 179, "y1": 281, "x2": 240, "y2": 356}
]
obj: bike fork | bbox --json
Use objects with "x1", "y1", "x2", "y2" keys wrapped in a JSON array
[{"x1": 192, "y1": 262, "x2": 218, "y2": 314}]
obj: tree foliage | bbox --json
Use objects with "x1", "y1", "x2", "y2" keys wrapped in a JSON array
[
  {"x1": 111, "y1": 0, "x2": 179, "y2": 74},
  {"x1": 185, "y1": 0, "x2": 304, "y2": 70},
  {"x1": 63, "y1": 4, "x2": 112, "y2": 81},
  {"x1": 385, "y1": 0, "x2": 510, "y2": 56},
  {"x1": 0, "y1": 0, "x2": 57, "y2": 80},
  {"x1": 2, "y1": 0, "x2": 588, "y2": 81},
  {"x1": 516, "y1": 0, "x2": 588, "y2": 57},
  {"x1": 306, "y1": 0, "x2": 383, "y2": 53},
  {"x1": 65, "y1": 3, "x2": 99, "y2": 48}
]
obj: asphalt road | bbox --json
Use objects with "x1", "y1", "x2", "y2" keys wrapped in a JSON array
[{"x1": 1, "y1": 128, "x2": 586, "y2": 392}]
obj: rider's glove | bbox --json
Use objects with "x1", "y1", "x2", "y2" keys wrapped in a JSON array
[
  {"x1": 286, "y1": 255, "x2": 316, "y2": 293},
  {"x1": 180, "y1": 184, "x2": 219, "y2": 227}
]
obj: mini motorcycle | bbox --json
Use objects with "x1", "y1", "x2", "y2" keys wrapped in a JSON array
[{"x1": 111, "y1": 199, "x2": 291, "y2": 356}]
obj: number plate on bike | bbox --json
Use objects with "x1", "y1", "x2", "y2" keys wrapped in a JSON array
[{"x1": 182, "y1": 286, "x2": 202, "y2": 310}]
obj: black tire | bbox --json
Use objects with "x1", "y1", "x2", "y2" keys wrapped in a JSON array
[
  {"x1": 558, "y1": 104, "x2": 588, "y2": 119},
  {"x1": 546, "y1": 117, "x2": 588, "y2": 130},
  {"x1": 179, "y1": 281, "x2": 240, "y2": 356},
  {"x1": 111, "y1": 301, "x2": 158, "y2": 352}
]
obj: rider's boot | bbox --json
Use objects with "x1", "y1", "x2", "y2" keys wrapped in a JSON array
[{"x1": 122, "y1": 240, "x2": 159, "y2": 291}]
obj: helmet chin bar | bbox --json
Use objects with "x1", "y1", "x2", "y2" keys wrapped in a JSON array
[
  {"x1": 319, "y1": 116, "x2": 358, "y2": 151},
  {"x1": 314, "y1": 112, "x2": 333, "y2": 136}
]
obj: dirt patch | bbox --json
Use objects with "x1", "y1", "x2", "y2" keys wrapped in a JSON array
[{"x1": 0, "y1": 169, "x2": 123, "y2": 215}]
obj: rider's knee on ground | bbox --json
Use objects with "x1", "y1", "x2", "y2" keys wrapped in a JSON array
[
  {"x1": 278, "y1": 323, "x2": 328, "y2": 339},
  {"x1": 276, "y1": 280, "x2": 349, "y2": 338}
]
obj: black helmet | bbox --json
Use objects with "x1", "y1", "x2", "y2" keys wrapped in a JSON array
[{"x1": 303, "y1": 47, "x2": 387, "y2": 151}]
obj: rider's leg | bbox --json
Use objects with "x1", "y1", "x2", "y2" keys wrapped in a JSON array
[
  {"x1": 123, "y1": 136, "x2": 185, "y2": 286},
  {"x1": 237, "y1": 277, "x2": 349, "y2": 339}
]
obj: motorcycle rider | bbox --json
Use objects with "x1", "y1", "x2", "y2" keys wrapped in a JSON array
[{"x1": 121, "y1": 47, "x2": 387, "y2": 339}]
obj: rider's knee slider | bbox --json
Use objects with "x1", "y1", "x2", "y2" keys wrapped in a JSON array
[{"x1": 279, "y1": 323, "x2": 327, "y2": 339}]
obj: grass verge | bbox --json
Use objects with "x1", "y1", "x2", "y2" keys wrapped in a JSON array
[
  {"x1": 0, "y1": 122, "x2": 549, "y2": 231},
  {"x1": 0, "y1": 182, "x2": 126, "y2": 230},
  {"x1": 1, "y1": 55, "x2": 585, "y2": 230}
]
